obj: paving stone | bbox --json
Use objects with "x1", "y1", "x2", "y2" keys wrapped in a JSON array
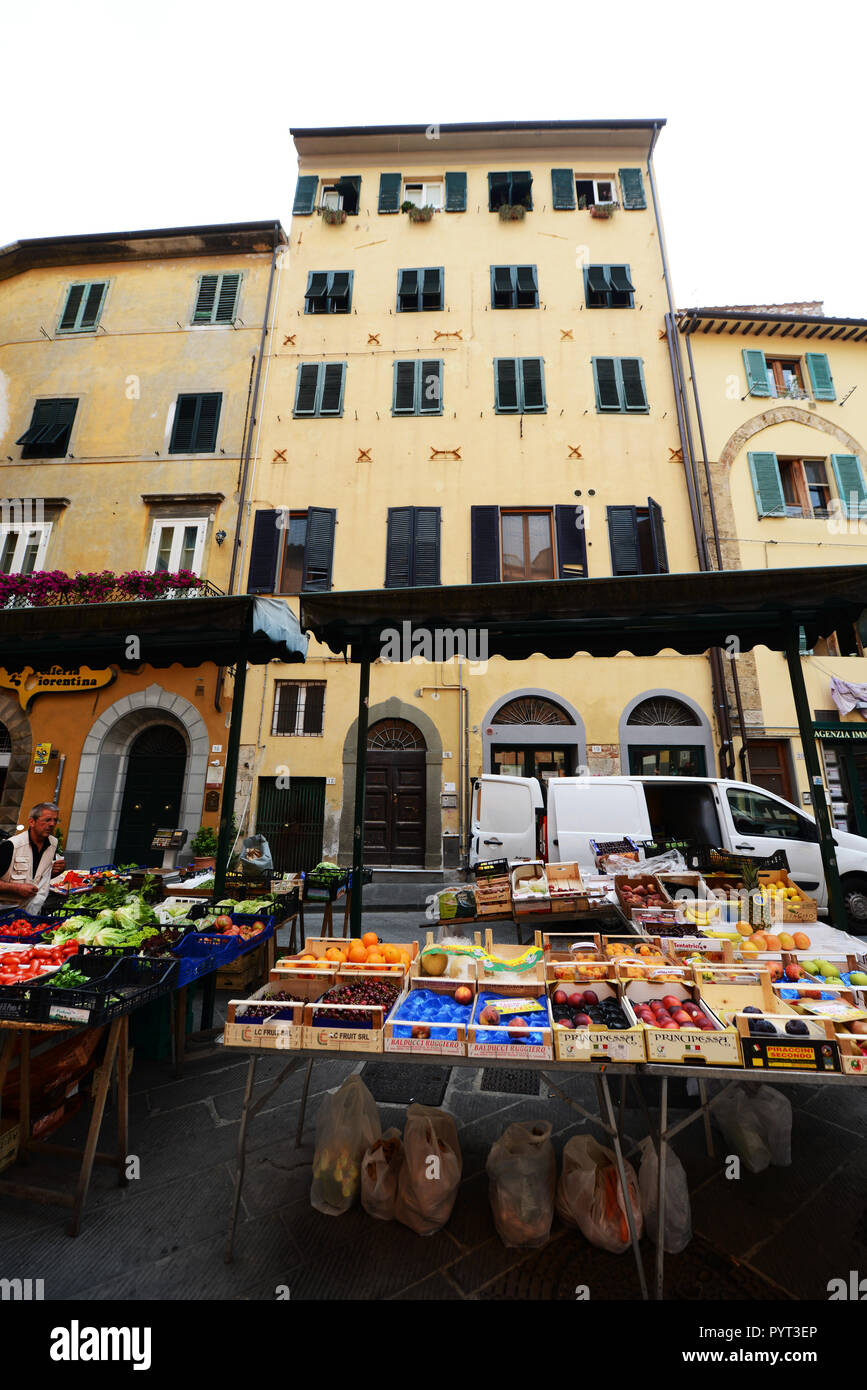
[
  {"x1": 229, "y1": 1146, "x2": 315, "y2": 1217},
  {"x1": 273, "y1": 1211, "x2": 456, "y2": 1300},
  {"x1": 795, "y1": 1082, "x2": 867, "y2": 1140},
  {"x1": 445, "y1": 1234, "x2": 539, "y2": 1295},
  {"x1": 146, "y1": 1060, "x2": 255, "y2": 1112},
  {"x1": 212, "y1": 1057, "x2": 358, "y2": 1123},
  {"x1": 445, "y1": 1170, "x2": 497, "y2": 1249},
  {"x1": 387, "y1": 1271, "x2": 463, "y2": 1299}
]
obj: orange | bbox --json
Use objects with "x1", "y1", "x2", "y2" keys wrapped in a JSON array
[
  {"x1": 348, "y1": 944, "x2": 367, "y2": 963},
  {"x1": 298, "y1": 954, "x2": 318, "y2": 963},
  {"x1": 397, "y1": 948, "x2": 412, "y2": 970},
  {"x1": 325, "y1": 947, "x2": 346, "y2": 963},
  {"x1": 365, "y1": 950, "x2": 384, "y2": 965},
  {"x1": 347, "y1": 938, "x2": 363, "y2": 953},
  {"x1": 362, "y1": 931, "x2": 379, "y2": 948},
  {"x1": 750, "y1": 933, "x2": 767, "y2": 951},
  {"x1": 382, "y1": 945, "x2": 400, "y2": 964}
]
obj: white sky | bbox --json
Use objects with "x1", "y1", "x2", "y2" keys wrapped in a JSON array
[{"x1": 6, "y1": 0, "x2": 866, "y2": 316}]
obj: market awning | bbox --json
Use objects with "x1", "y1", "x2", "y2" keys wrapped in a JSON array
[
  {"x1": 0, "y1": 595, "x2": 308, "y2": 669},
  {"x1": 301, "y1": 564, "x2": 867, "y2": 660}
]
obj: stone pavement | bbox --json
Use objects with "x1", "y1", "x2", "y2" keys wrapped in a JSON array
[{"x1": 1, "y1": 907, "x2": 865, "y2": 1300}]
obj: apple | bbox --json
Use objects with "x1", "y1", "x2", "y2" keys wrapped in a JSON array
[
  {"x1": 411, "y1": 1025, "x2": 430, "y2": 1039},
  {"x1": 479, "y1": 1006, "x2": 500, "y2": 1026},
  {"x1": 454, "y1": 986, "x2": 473, "y2": 1006},
  {"x1": 582, "y1": 990, "x2": 599, "y2": 1006},
  {"x1": 553, "y1": 989, "x2": 568, "y2": 1006},
  {"x1": 574, "y1": 1012, "x2": 592, "y2": 1027},
  {"x1": 568, "y1": 992, "x2": 585, "y2": 1009}
]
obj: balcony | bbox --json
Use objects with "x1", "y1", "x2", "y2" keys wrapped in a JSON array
[{"x1": 0, "y1": 570, "x2": 223, "y2": 609}]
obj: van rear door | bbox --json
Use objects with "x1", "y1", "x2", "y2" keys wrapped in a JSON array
[
  {"x1": 471, "y1": 775, "x2": 541, "y2": 864},
  {"x1": 547, "y1": 778, "x2": 652, "y2": 868}
]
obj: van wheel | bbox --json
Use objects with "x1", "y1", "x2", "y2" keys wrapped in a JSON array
[{"x1": 841, "y1": 875, "x2": 867, "y2": 935}]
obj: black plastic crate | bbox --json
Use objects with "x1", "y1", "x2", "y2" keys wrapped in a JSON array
[
  {"x1": 634, "y1": 838, "x2": 696, "y2": 856},
  {"x1": 685, "y1": 846, "x2": 790, "y2": 874},
  {"x1": 35, "y1": 953, "x2": 178, "y2": 1026},
  {"x1": 472, "y1": 858, "x2": 510, "y2": 879},
  {"x1": 589, "y1": 838, "x2": 640, "y2": 858}
]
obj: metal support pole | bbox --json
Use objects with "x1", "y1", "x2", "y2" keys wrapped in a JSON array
[
  {"x1": 784, "y1": 634, "x2": 847, "y2": 927},
  {"x1": 215, "y1": 642, "x2": 249, "y2": 902},
  {"x1": 655, "y1": 1076, "x2": 668, "y2": 1301},
  {"x1": 596, "y1": 1075, "x2": 649, "y2": 1301},
  {"x1": 349, "y1": 648, "x2": 371, "y2": 938}
]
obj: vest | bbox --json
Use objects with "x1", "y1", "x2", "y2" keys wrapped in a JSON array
[{"x1": 0, "y1": 829, "x2": 58, "y2": 914}]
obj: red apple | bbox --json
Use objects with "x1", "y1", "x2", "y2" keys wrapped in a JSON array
[
  {"x1": 553, "y1": 989, "x2": 568, "y2": 1006},
  {"x1": 582, "y1": 990, "x2": 599, "y2": 1006},
  {"x1": 568, "y1": 991, "x2": 584, "y2": 1009},
  {"x1": 411, "y1": 1025, "x2": 430, "y2": 1039}
]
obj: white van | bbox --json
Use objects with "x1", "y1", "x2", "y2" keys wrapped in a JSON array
[{"x1": 470, "y1": 774, "x2": 867, "y2": 932}]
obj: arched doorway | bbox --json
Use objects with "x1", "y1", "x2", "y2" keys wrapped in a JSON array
[
  {"x1": 620, "y1": 692, "x2": 713, "y2": 777},
  {"x1": 364, "y1": 718, "x2": 426, "y2": 865},
  {"x1": 114, "y1": 725, "x2": 187, "y2": 867},
  {"x1": 482, "y1": 689, "x2": 587, "y2": 793}
]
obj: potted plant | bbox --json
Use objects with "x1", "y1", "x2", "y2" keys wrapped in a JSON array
[
  {"x1": 320, "y1": 206, "x2": 346, "y2": 225},
  {"x1": 499, "y1": 202, "x2": 526, "y2": 221},
  {"x1": 400, "y1": 200, "x2": 416, "y2": 213},
  {"x1": 190, "y1": 825, "x2": 219, "y2": 869},
  {"x1": 577, "y1": 193, "x2": 588, "y2": 210},
  {"x1": 408, "y1": 203, "x2": 435, "y2": 223},
  {"x1": 590, "y1": 200, "x2": 617, "y2": 219}
]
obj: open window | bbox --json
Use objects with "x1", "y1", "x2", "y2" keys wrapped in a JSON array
[
  {"x1": 319, "y1": 176, "x2": 361, "y2": 216},
  {"x1": 575, "y1": 177, "x2": 617, "y2": 209},
  {"x1": 488, "y1": 171, "x2": 533, "y2": 211}
]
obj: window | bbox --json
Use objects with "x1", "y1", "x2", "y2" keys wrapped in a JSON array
[
  {"x1": 57, "y1": 281, "x2": 107, "y2": 334},
  {"x1": 748, "y1": 451, "x2": 867, "y2": 519},
  {"x1": 551, "y1": 167, "x2": 645, "y2": 210},
  {"x1": 246, "y1": 507, "x2": 336, "y2": 595},
  {"x1": 607, "y1": 501, "x2": 668, "y2": 575},
  {"x1": 767, "y1": 357, "x2": 807, "y2": 399},
  {"x1": 494, "y1": 358, "x2": 546, "y2": 413},
  {"x1": 584, "y1": 264, "x2": 635, "y2": 308},
  {"x1": 318, "y1": 176, "x2": 360, "y2": 215},
  {"x1": 491, "y1": 266, "x2": 538, "y2": 309},
  {"x1": 16, "y1": 399, "x2": 78, "y2": 459},
  {"x1": 146, "y1": 519, "x2": 207, "y2": 574},
  {"x1": 192, "y1": 273, "x2": 241, "y2": 325},
  {"x1": 0, "y1": 521, "x2": 52, "y2": 575},
  {"x1": 304, "y1": 271, "x2": 353, "y2": 314},
  {"x1": 488, "y1": 171, "x2": 533, "y2": 211},
  {"x1": 402, "y1": 181, "x2": 443, "y2": 209},
  {"x1": 385, "y1": 507, "x2": 441, "y2": 586},
  {"x1": 727, "y1": 787, "x2": 817, "y2": 842},
  {"x1": 293, "y1": 363, "x2": 346, "y2": 417},
  {"x1": 272, "y1": 681, "x2": 326, "y2": 736},
  {"x1": 377, "y1": 173, "x2": 465, "y2": 213},
  {"x1": 575, "y1": 177, "x2": 617, "y2": 209},
  {"x1": 169, "y1": 393, "x2": 221, "y2": 453},
  {"x1": 392, "y1": 360, "x2": 443, "y2": 415},
  {"x1": 593, "y1": 357, "x2": 648, "y2": 412},
  {"x1": 470, "y1": 504, "x2": 586, "y2": 583},
  {"x1": 397, "y1": 268, "x2": 443, "y2": 312},
  {"x1": 776, "y1": 457, "x2": 831, "y2": 517},
  {"x1": 743, "y1": 349, "x2": 836, "y2": 401}
]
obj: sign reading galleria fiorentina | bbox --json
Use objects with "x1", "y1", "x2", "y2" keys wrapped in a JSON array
[{"x1": 0, "y1": 665, "x2": 116, "y2": 711}]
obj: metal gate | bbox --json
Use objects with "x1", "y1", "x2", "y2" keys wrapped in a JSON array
[{"x1": 255, "y1": 776, "x2": 325, "y2": 872}]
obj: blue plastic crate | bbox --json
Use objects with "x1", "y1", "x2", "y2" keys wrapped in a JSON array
[
  {"x1": 228, "y1": 913, "x2": 275, "y2": 958},
  {"x1": 0, "y1": 910, "x2": 60, "y2": 943},
  {"x1": 172, "y1": 934, "x2": 218, "y2": 987}
]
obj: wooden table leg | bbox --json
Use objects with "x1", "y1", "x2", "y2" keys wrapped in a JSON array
[
  {"x1": 342, "y1": 890, "x2": 352, "y2": 939},
  {"x1": 69, "y1": 1016, "x2": 121, "y2": 1237},
  {"x1": 18, "y1": 1033, "x2": 31, "y2": 1165},
  {"x1": 117, "y1": 1016, "x2": 129, "y2": 1186},
  {"x1": 295, "y1": 1057, "x2": 314, "y2": 1147},
  {"x1": 322, "y1": 902, "x2": 334, "y2": 939},
  {"x1": 298, "y1": 901, "x2": 305, "y2": 950},
  {"x1": 0, "y1": 1031, "x2": 16, "y2": 1094},
  {"x1": 174, "y1": 986, "x2": 187, "y2": 1079}
]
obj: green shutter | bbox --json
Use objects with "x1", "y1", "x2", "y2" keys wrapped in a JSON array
[
  {"x1": 551, "y1": 168, "x2": 576, "y2": 209},
  {"x1": 385, "y1": 508, "x2": 414, "y2": 586},
  {"x1": 79, "y1": 282, "x2": 106, "y2": 329},
  {"x1": 420, "y1": 360, "x2": 442, "y2": 414},
  {"x1": 378, "y1": 172, "x2": 402, "y2": 214},
  {"x1": 214, "y1": 274, "x2": 241, "y2": 323},
  {"x1": 59, "y1": 284, "x2": 85, "y2": 331},
  {"x1": 488, "y1": 172, "x2": 509, "y2": 210},
  {"x1": 748, "y1": 451, "x2": 786, "y2": 517},
  {"x1": 618, "y1": 168, "x2": 646, "y2": 210},
  {"x1": 805, "y1": 352, "x2": 836, "y2": 401},
  {"x1": 445, "y1": 172, "x2": 467, "y2": 212},
  {"x1": 412, "y1": 508, "x2": 441, "y2": 586},
  {"x1": 620, "y1": 358, "x2": 648, "y2": 411},
  {"x1": 294, "y1": 364, "x2": 320, "y2": 416},
  {"x1": 520, "y1": 358, "x2": 545, "y2": 412},
  {"x1": 831, "y1": 454, "x2": 867, "y2": 517},
  {"x1": 495, "y1": 359, "x2": 519, "y2": 411},
  {"x1": 743, "y1": 348, "x2": 770, "y2": 397},
  {"x1": 193, "y1": 394, "x2": 221, "y2": 451},
  {"x1": 393, "y1": 361, "x2": 417, "y2": 414},
  {"x1": 302, "y1": 507, "x2": 336, "y2": 591},
  {"x1": 293, "y1": 175, "x2": 318, "y2": 215},
  {"x1": 608, "y1": 507, "x2": 640, "y2": 575},
  {"x1": 647, "y1": 497, "x2": 669, "y2": 573},
  {"x1": 170, "y1": 396, "x2": 199, "y2": 452},
  {"x1": 594, "y1": 358, "x2": 621, "y2": 411},
  {"x1": 319, "y1": 363, "x2": 345, "y2": 415},
  {"x1": 194, "y1": 275, "x2": 219, "y2": 322}
]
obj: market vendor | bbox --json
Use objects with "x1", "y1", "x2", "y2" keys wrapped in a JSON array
[{"x1": 0, "y1": 801, "x2": 60, "y2": 914}]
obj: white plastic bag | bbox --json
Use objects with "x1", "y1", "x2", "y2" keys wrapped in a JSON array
[
  {"x1": 361, "y1": 1128, "x2": 403, "y2": 1221},
  {"x1": 638, "y1": 1137, "x2": 692, "y2": 1254},
  {"x1": 555, "y1": 1135, "x2": 643, "y2": 1254},
  {"x1": 310, "y1": 1075, "x2": 381, "y2": 1215},
  {"x1": 395, "y1": 1104, "x2": 462, "y2": 1235},
  {"x1": 710, "y1": 1083, "x2": 792, "y2": 1175},
  {"x1": 487, "y1": 1121, "x2": 556, "y2": 1248}
]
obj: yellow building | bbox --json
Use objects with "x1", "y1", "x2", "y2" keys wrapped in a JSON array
[
  {"x1": 0, "y1": 221, "x2": 286, "y2": 865},
  {"x1": 238, "y1": 120, "x2": 728, "y2": 871},
  {"x1": 675, "y1": 302, "x2": 867, "y2": 835}
]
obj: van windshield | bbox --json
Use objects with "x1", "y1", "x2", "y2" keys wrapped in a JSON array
[{"x1": 643, "y1": 782, "x2": 722, "y2": 845}]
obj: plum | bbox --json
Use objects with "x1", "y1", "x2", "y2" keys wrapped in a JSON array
[
  {"x1": 582, "y1": 990, "x2": 599, "y2": 1006},
  {"x1": 785, "y1": 1019, "x2": 809, "y2": 1035}
]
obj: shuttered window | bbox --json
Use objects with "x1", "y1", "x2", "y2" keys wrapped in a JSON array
[
  {"x1": 743, "y1": 348, "x2": 771, "y2": 397},
  {"x1": 397, "y1": 267, "x2": 443, "y2": 312},
  {"x1": 16, "y1": 399, "x2": 78, "y2": 458},
  {"x1": 273, "y1": 681, "x2": 326, "y2": 736},
  {"x1": 831, "y1": 454, "x2": 867, "y2": 517},
  {"x1": 57, "y1": 281, "x2": 107, "y2": 333},
  {"x1": 293, "y1": 362, "x2": 346, "y2": 417},
  {"x1": 392, "y1": 360, "x2": 443, "y2": 415},
  {"x1": 490, "y1": 265, "x2": 539, "y2": 309},
  {"x1": 169, "y1": 393, "x2": 222, "y2": 453},
  {"x1": 805, "y1": 352, "x2": 836, "y2": 401},
  {"x1": 470, "y1": 504, "x2": 587, "y2": 582},
  {"x1": 246, "y1": 507, "x2": 337, "y2": 595},
  {"x1": 192, "y1": 273, "x2": 241, "y2": 324},
  {"x1": 487, "y1": 170, "x2": 533, "y2": 211},
  {"x1": 385, "y1": 507, "x2": 441, "y2": 587},
  {"x1": 378, "y1": 172, "x2": 402, "y2": 213},
  {"x1": 618, "y1": 168, "x2": 647, "y2": 209},
  {"x1": 608, "y1": 499, "x2": 668, "y2": 575},
  {"x1": 494, "y1": 358, "x2": 546, "y2": 413},
  {"x1": 293, "y1": 176, "x2": 319, "y2": 215},
  {"x1": 592, "y1": 357, "x2": 648, "y2": 412},
  {"x1": 748, "y1": 452, "x2": 786, "y2": 517},
  {"x1": 551, "y1": 168, "x2": 576, "y2": 210},
  {"x1": 304, "y1": 270, "x2": 353, "y2": 314},
  {"x1": 445, "y1": 171, "x2": 467, "y2": 212},
  {"x1": 584, "y1": 264, "x2": 635, "y2": 308}
]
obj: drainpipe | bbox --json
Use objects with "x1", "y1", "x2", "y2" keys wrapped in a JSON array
[{"x1": 53, "y1": 753, "x2": 66, "y2": 806}]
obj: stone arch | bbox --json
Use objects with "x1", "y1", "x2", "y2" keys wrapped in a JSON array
[
  {"x1": 339, "y1": 696, "x2": 443, "y2": 869},
  {"x1": 718, "y1": 406, "x2": 865, "y2": 471},
  {"x1": 619, "y1": 688, "x2": 714, "y2": 776},
  {"x1": 65, "y1": 684, "x2": 210, "y2": 866},
  {"x1": 0, "y1": 691, "x2": 32, "y2": 832},
  {"x1": 481, "y1": 688, "x2": 587, "y2": 775}
]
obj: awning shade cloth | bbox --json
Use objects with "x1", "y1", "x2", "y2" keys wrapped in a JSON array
[
  {"x1": 301, "y1": 565, "x2": 867, "y2": 661},
  {"x1": 0, "y1": 595, "x2": 308, "y2": 670}
]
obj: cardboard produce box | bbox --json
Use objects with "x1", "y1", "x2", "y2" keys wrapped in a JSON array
[
  {"x1": 224, "y1": 984, "x2": 305, "y2": 1050},
  {"x1": 549, "y1": 970, "x2": 645, "y2": 1063},
  {"x1": 623, "y1": 966, "x2": 742, "y2": 1066},
  {"x1": 468, "y1": 986, "x2": 553, "y2": 1060},
  {"x1": 511, "y1": 861, "x2": 551, "y2": 915},
  {"x1": 385, "y1": 967, "x2": 474, "y2": 1056},
  {"x1": 546, "y1": 862, "x2": 589, "y2": 914}
]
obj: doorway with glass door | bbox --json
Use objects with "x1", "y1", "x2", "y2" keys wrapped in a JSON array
[{"x1": 493, "y1": 746, "x2": 573, "y2": 795}]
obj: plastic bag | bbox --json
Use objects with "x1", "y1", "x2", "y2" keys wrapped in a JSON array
[
  {"x1": 240, "y1": 833, "x2": 273, "y2": 881},
  {"x1": 395, "y1": 1104, "x2": 462, "y2": 1235},
  {"x1": 555, "y1": 1135, "x2": 643, "y2": 1254},
  {"x1": 710, "y1": 1083, "x2": 792, "y2": 1174},
  {"x1": 487, "y1": 1121, "x2": 556, "y2": 1248},
  {"x1": 310, "y1": 1075, "x2": 381, "y2": 1215},
  {"x1": 638, "y1": 1137, "x2": 692, "y2": 1253},
  {"x1": 361, "y1": 1128, "x2": 403, "y2": 1221}
]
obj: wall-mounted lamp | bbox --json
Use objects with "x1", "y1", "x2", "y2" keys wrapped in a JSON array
[{"x1": 215, "y1": 529, "x2": 227, "y2": 545}]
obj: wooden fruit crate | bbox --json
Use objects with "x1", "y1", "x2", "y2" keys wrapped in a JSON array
[
  {"x1": 511, "y1": 861, "x2": 551, "y2": 915},
  {"x1": 549, "y1": 976, "x2": 645, "y2": 1063},
  {"x1": 623, "y1": 966, "x2": 742, "y2": 1067},
  {"x1": 756, "y1": 871, "x2": 818, "y2": 923},
  {"x1": 303, "y1": 986, "x2": 406, "y2": 1053},
  {"x1": 384, "y1": 968, "x2": 474, "y2": 1056},
  {"x1": 547, "y1": 862, "x2": 589, "y2": 914},
  {"x1": 0, "y1": 1116, "x2": 20, "y2": 1174},
  {"x1": 216, "y1": 945, "x2": 265, "y2": 991},
  {"x1": 223, "y1": 984, "x2": 304, "y2": 1050}
]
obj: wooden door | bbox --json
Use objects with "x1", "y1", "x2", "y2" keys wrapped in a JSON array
[
  {"x1": 114, "y1": 725, "x2": 187, "y2": 867},
  {"x1": 363, "y1": 719, "x2": 427, "y2": 866},
  {"x1": 745, "y1": 740, "x2": 794, "y2": 802}
]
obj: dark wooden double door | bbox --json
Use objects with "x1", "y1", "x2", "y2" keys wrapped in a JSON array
[{"x1": 364, "y1": 750, "x2": 426, "y2": 865}]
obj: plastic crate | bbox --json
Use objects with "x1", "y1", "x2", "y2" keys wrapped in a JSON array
[
  {"x1": 685, "y1": 846, "x2": 790, "y2": 874},
  {"x1": 227, "y1": 913, "x2": 275, "y2": 958},
  {"x1": 634, "y1": 838, "x2": 696, "y2": 856},
  {"x1": 472, "y1": 858, "x2": 510, "y2": 879},
  {"x1": 0, "y1": 910, "x2": 59, "y2": 942},
  {"x1": 303, "y1": 872, "x2": 348, "y2": 902},
  {"x1": 171, "y1": 935, "x2": 218, "y2": 987},
  {"x1": 589, "y1": 838, "x2": 641, "y2": 858},
  {"x1": 35, "y1": 953, "x2": 178, "y2": 1026}
]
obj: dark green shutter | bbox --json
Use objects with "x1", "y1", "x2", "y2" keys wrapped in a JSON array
[
  {"x1": 214, "y1": 274, "x2": 241, "y2": 323},
  {"x1": 338, "y1": 176, "x2": 360, "y2": 215},
  {"x1": 193, "y1": 393, "x2": 221, "y2": 450},
  {"x1": 413, "y1": 507, "x2": 441, "y2": 585},
  {"x1": 393, "y1": 361, "x2": 417, "y2": 414},
  {"x1": 609, "y1": 265, "x2": 635, "y2": 294},
  {"x1": 274, "y1": 682, "x2": 299, "y2": 733},
  {"x1": 555, "y1": 505, "x2": 587, "y2": 578},
  {"x1": 488, "y1": 172, "x2": 509, "y2": 210},
  {"x1": 302, "y1": 684, "x2": 325, "y2": 734},
  {"x1": 247, "y1": 510, "x2": 281, "y2": 593},
  {"x1": 831, "y1": 454, "x2": 867, "y2": 517},
  {"x1": 294, "y1": 364, "x2": 320, "y2": 415},
  {"x1": 748, "y1": 451, "x2": 785, "y2": 517},
  {"x1": 586, "y1": 265, "x2": 609, "y2": 294},
  {"x1": 170, "y1": 396, "x2": 199, "y2": 452},
  {"x1": 594, "y1": 358, "x2": 621, "y2": 410},
  {"x1": 618, "y1": 168, "x2": 646, "y2": 209},
  {"x1": 319, "y1": 363, "x2": 344, "y2": 415},
  {"x1": 445, "y1": 172, "x2": 467, "y2": 212},
  {"x1": 420, "y1": 360, "x2": 442, "y2": 414},
  {"x1": 743, "y1": 348, "x2": 770, "y2": 397},
  {"x1": 647, "y1": 497, "x2": 669, "y2": 573},
  {"x1": 471, "y1": 506, "x2": 500, "y2": 583},
  {"x1": 378, "y1": 172, "x2": 402, "y2": 213},
  {"x1": 805, "y1": 352, "x2": 836, "y2": 401},
  {"x1": 608, "y1": 507, "x2": 640, "y2": 575},
  {"x1": 521, "y1": 358, "x2": 545, "y2": 411},
  {"x1": 194, "y1": 275, "x2": 219, "y2": 322},
  {"x1": 516, "y1": 265, "x2": 538, "y2": 306},
  {"x1": 17, "y1": 399, "x2": 56, "y2": 444},
  {"x1": 422, "y1": 268, "x2": 442, "y2": 309},
  {"x1": 79, "y1": 282, "x2": 106, "y2": 328},
  {"x1": 512, "y1": 172, "x2": 532, "y2": 208},
  {"x1": 302, "y1": 507, "x2": 336, "y2": 590},
  {"x1": 492, "y1": 266, "x2": 513, "y2": 307},
  {"x1": 385, "y1": 508, "x2": 414, "y2": 586},
  {"x1": 620, "y1": 358, "x2": 647, "y2": 410},
  {"x1": 551, "y1": 168, "x2": 576, "y2": 210},
  {"x1": 293, "y1": 175, "x2": 319, "y2": 215},
  {"x1": 328, "y1": 272, "x2": 351, "y2": 311},
  {"x1": 305, "y1": 272, "x2": 328, "y2": 311},
  {"x1": 495, "y1": 359, "x2": 519, "y2": 411},
  {"x1": 59, "y1": 284, "x2": 85, "y2": 330}
]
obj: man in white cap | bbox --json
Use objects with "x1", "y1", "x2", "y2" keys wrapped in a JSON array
[{"x1": 0, "y1": 802, "x2": 60, "y2": 914}]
